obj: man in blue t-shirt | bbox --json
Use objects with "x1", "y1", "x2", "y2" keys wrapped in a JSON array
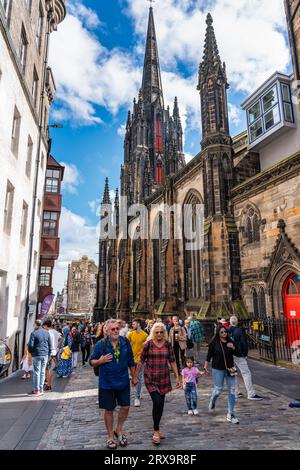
[{"x1": 90, "y1": 319, "x2": 135, "y2": 450}]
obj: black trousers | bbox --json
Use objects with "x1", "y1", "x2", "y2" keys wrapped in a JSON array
[
  {"x1": 82, "y1": 345, "x2": 91, "y2": 364},
  {"x1": 173, "y1": 342, "x2": 185, "y2": 372},
  {"x1": 150, "y1": 391, "x2": 166, "y2": 431}
]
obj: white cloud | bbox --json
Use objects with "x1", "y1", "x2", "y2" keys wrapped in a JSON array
[
  {"x1": 68, "y1": 1, "x2": 101, "y2": 29},
  {"x1": 161, "y1": 71, "x2": 200, "y2": 136},
  {"x1": 184, "y1": 152, "x2": 194, "y2": 163},
  {"x1": 50, "y1": 9, "x2": 141, "y2": 125},
  {"x1": 52, "y1": 207, "x2": 99, "y2": 293},
  {"x1": 126, "y1": 0, "x2": 290, "y2": 93},
  {"x1": 228, "y1": 103, "x2": 244, "y2": 128},
  {"x1": 117, "y1": 124, "x2": 126, "y2": 138},
  {"x1": 50, "y1": 0, "x2": 290, "y2": 135},
  {"x1": 60, "y1": 162, "x2": 81, "y2": 193},
  {"x1": 88, "y1": 198, "x2": 101, "y2": 216}
]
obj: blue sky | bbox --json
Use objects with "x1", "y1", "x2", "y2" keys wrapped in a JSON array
[{"x1": 49, "y1": 0, "x2": 292, "y2": 292}]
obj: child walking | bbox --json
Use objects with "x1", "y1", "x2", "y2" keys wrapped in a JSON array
[
  {"x1": 20, "y1": 346, "x2": 33, "y2": 379},
  {"x1": 182, "y1": 357, "x2": 204, "y2": 415}
]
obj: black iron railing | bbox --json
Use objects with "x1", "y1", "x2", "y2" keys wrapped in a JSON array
[{"x1": 201, "y1": 318, "x2": 300, "y2": 365}]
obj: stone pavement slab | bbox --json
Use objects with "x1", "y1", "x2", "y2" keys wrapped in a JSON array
[
  {"x1": 38, "y1": 364, "x2": 300, "y2": 451},
  {"x1": 0, "y1": 370, "x2": 69, "y2": 450}
]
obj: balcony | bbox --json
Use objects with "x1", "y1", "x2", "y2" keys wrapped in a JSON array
[
  {"x1": 242, "y1": 72, "x2": 296, "y2": 151},
  {"x1": 44, "y1": 193, "x2": 62, "y2": 212},
  {"x1": 46, "y1": 0, "x2": 66, "y2": 31},
  {"x1": 40, "y1": 237, "x2": 60, "y2": 260}
]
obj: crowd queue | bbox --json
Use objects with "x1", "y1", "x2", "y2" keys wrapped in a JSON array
[{"x1": 24, "y1": 314, "x2": 263, "y2": 448}]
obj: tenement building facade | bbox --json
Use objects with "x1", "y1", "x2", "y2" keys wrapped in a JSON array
[
  {"x1": 95, "y1": 3, "x2": 300, "y2": 323},
  {"x1": 67, "y1": 256, "x2": 98, "y2": 315},
  {"x1": 0, "y1": 0, "x2": 66, "y2": 373}
]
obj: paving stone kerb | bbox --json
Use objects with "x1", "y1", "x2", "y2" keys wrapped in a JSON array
[{"x1": 38, "y1": 365, "x2": 300, "y2": 451}]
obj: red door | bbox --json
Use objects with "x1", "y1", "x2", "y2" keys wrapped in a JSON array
[{"x1": 283, "y1": 274, "x2": 300, "y2": 347}]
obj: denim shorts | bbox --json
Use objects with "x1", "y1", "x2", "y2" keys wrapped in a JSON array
[{"x1": 99, "y1": 385, "x2": 131, "y2": 411}]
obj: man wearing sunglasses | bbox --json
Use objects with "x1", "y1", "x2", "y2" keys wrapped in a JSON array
[{"x1": 90, "y1": 319, "x2": 135, "y2": 449}]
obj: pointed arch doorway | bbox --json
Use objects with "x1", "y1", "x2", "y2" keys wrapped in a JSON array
[{"x1": 283, "y1": 274, "x2": 300, "y2": 346}]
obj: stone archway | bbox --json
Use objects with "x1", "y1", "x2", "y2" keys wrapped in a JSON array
[{"x1": 265, "y1": 220, "x2": 300, "y2": 318}]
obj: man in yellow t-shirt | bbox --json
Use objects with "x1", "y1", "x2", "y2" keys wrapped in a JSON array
[{"x1": 127, "y1": 319, "x2": 148, "y2": 407}]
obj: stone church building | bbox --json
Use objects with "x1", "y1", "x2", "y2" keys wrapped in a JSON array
[{"x1": 94, "y1": 1, "x2": 300, "y2": 323}]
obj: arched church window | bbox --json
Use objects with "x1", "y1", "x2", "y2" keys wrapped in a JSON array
[
  {"x1": 245, "y1": 206, "x2": 261, "y2": 244},
  {"x1": 183, "y1": 191, "x2": 203, "y2": 301},
  {"x1": 253, "y1": 213, "x2": 260, "y2": 242},
  {"x1": 153, "y1": 214, "x2": 162, "y2": 302},
  {"x1": 132, "y1": 239, "x2": 141, "y2": 304},
  {"x1": 252, "y1": 288, "x2": 259, "y2": 320},
  {"x1": 259, "y1": 287, "x2": 267, "y2": 319},
  {"x1": 246, "y1": 217, "x2": 253, "y2": 244}
]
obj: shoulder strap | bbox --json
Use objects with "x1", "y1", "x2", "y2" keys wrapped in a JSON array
[{"x1": 220, "y1": 341, "x2": 228, "y2": 369}]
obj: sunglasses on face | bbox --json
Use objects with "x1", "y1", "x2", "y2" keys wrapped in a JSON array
[
  {"x1": 110, "y1": 327, "x2": 120, "y2": 332},
  {"x1": 155, "y1": 331, "x2": 164, "y2": 335},
  {"x1": 220, "y1": 330, "x2": 227, "y2": 334}
]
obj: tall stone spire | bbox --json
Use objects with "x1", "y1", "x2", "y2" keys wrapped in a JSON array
[
  {"x1": 141, "y1": 6, "x2": 164, "y2": 108},
  {"x1": 199, "y1": 13, "x2": 227, "y2": 86},
  {"x1": 198, "y1": 13, "x2": 230, "y2": 148},
  {"x1": 102, "y1": 177, "x2": 111, "y2": 204},
  {"x1": 173, "y1": 96, "x2": 179, "y2": 118}
]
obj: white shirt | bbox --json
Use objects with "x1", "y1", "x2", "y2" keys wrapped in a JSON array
[{"x1": 49, "y1": 329, "x2": 62, "y2": 355}]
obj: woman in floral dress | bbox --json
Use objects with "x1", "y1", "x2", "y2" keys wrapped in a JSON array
[
  {"x1": 57, "y1": 329, "x2": 73, "y2": 378},
  {"x1": 133, "y1": 322, "x2": 180, "y2": 446}
]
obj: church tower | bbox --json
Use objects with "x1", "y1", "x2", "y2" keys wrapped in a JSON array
[
  {"x1": 198, "y1": 14, "x2": 242, "y2": 317},
  {"x1": 120, "y1": 6, "x2": 185, "y2": 204},
  {"x1": 94, "y1": 178, "x2": 112, "y2": 321}
]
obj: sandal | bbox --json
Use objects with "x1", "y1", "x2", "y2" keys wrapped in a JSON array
[
  {"x1": 152, "y1": 432, "x2": 161, "y2": 446},
  {"x1": 107, "y1": 439, "x2": 117, "y2": 450},
  {"x1": 114, "y1": 431, "x2": 128, "y2": 447}
]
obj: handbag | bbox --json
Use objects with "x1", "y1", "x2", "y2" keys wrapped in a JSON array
[
  {"x1": 186, "y1": 337, "x2": 194, "y2": 349},
  {"x1": 61, "y1": 346, "x2": 72, "y2": 360},
  {"x1": 220, "y1": 341, "x2": 238, "y2": 377}
]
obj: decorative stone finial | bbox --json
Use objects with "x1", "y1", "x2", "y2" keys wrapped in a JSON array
[
  {"x1": 277, "y1": 219, "x2": 286, "y2": 232},
  {"x1": 206, "y1": 13, "x2": 213, "y2": 26}
]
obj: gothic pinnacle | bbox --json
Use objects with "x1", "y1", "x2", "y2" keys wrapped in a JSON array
[
  {"x1": 173, "y1": 96, "x2": 179, "y2": 117},
  {"x1": 102, "y1": 177, "x2": 111, "y2": 204},
  {"x1": 206, "y1": 12, "x2": 213, "y2": 25},
  {"x1": 114, "y1": 188, "x2": 119, "y2": 207},
  {"x1": 198, "y1": 12, "x2": 227, "y2": 89}
]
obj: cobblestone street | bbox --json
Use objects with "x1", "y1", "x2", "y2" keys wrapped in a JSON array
[{"x1": 38, "y1": 363, "x2": 300, "y2": 451}]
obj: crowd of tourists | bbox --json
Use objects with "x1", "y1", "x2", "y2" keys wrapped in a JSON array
[{"x1": 23, "y1": 314, "x2": 263, "y2": 448}]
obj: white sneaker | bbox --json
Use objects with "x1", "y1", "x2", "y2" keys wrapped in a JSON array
[
  {"x1": 248, "y1": 394, "x2": 263, "y2": 401},
  {"x1": 134, "y1": 398, "x2": 141, "y2": 407},
  {"x1": 226, "y1": 413, "x2": 239, "y2": 424},
  {"x1": 193, "y1": 409, "x2": 199, "y2": 415},
  {"x1": 188, "y1": 410, "x2": 193, "y2": 415}
]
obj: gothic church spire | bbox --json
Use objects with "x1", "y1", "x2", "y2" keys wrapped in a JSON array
[
  {"x1": 198, "y1": 13, "x2": 230, "y2": 148},
  {"x1": 141, "y1": 6, "x2": 164, "y2": 107}
]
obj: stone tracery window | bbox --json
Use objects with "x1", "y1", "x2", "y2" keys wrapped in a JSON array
[
  {"x1": 183, "y1": 191, "x2": 203, "y2": 301},
  {"x1": 244, "y1": 206, "x2": 261, "y2": 244},
  {"x1": 252, "y1": 288, "x2": 259, "y2": 320}
]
